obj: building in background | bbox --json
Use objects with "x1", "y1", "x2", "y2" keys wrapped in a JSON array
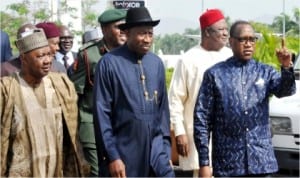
[{"x1": 107, "y1": 0, "x2": 146, "y2": 9}]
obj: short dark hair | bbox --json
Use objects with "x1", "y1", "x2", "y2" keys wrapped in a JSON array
[{"x1": 230, "y1": 20, "x2": 252, "y2": 37}]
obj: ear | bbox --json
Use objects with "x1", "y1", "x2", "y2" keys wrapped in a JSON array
[
  {"x1": 229, "y1": 37, "x2": 234, "y2": 47},
  {"x1": 20, "y1": 53, "x2": 27, "y2": 63}
]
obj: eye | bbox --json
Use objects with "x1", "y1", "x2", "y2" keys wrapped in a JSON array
[{"x1": 232, "y1": 36, "x2": 257, "y2": 44}]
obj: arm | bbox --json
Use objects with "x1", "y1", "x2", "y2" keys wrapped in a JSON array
[
  {"x1": 168, "y1": 59, "x2": 189, "y2": 156},
  {"x1": 193, "y1": 70, "x2": 215, "y2": 168},
  {"x1": 0, "y1": 78, "x2": 13, "y2": 176},
  {"x1": 93, "y1": 57, "x2": 121, "y2": 162},
  {"x1": 270, "y1": 67, "x2": 296, "y2": 98},
  {"x1": 93, "y1": 57, "x2": 126, "y2": 177},
  {"x1": 159, "y1": 62, "x2": 172, "y2": 160},
  {"x1": 69, "y1": 50, "x2": 87, "y2": 94},
  {"x1": 270, "y1": 45, "x2": 296, "y2": 97}
]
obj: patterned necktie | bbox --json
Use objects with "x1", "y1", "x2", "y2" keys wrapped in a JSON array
[{"x1": 63, "y1": 55, "x2": 69, "y2": 69}]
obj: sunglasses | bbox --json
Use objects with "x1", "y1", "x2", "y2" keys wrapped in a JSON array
[{"x1": 231, "y1": 36, "x2": 258, "y2": 44}]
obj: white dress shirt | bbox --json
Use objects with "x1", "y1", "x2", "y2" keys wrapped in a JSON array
[{"x1": 55, "y1": 51, "x2": 75, "y2": 68}]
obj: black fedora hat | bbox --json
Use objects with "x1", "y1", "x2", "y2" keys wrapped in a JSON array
[{"x1": 119, "y1": 7, "x2": 160, "y2": 30}]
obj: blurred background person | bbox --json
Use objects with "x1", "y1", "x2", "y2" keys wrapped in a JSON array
[
  {"x1": 1, "y1": 30, "x2": 13, "y2": 62},
  {"x1": 82, "y1": 27, "x2": 101, "y2": 44},
  {"x1": 55, "y1": 25, "x2": 77, "y2": 71},
  {"x1": 36, "y1": 22, "x2": 66, "y2": 73}
]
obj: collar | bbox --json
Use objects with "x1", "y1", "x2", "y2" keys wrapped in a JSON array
[{"x1": 229, "y1": 56, "x2": 254, "y2": 67}]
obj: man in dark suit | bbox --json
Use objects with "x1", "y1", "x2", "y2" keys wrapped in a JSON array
[{"x1": 56, "y1": 25, "x2": 77, "y2": 72}]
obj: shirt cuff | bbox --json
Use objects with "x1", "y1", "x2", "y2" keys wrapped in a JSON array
[
  {"x1": 107, "y1": 147, "x2": 121, "y2": 162},
  {"x1": 173, "y1": 121, "x2": 186, "y2": 137},
  {"x1": 199, "y1": 160, "x2": 210, "y2": 167}
]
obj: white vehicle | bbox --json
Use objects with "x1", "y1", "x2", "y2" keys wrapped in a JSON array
[{"x1": 270, "y1": 54, "x2": 300, "y2": 175}]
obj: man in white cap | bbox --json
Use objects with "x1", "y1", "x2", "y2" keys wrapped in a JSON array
[
  {"x1": 1, "y1": 29, "x2": 90, "y2": 177},
  {"x1": 168, "y1": 9, "x2": 232, "y2": 177}
]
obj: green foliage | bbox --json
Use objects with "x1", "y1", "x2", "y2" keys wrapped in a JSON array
[
  {"x1": 33, "y1": 9, "x2": 50, "y2": 21},
  {"x1": 81, "y1": 0, "x2": 98, "y2": 31},
  {"x1": 0, "y1": 11, "x2": 26, "y2": 54},
  {"x1": 165, "y1": 68, "x2": 174, "y2": 89},
  {"x1": 252, "y1": 23, "x2": 300, "y2": 71},
  {"x1": 254, "y1": 32, "x2": 280, "y2": 69},
  {"x1": 7, "y1": 2, "x2": 29, "y2": 16},
  {"x1": 1, "y1": 0, "x2": 99, "y2": 54},
  {"x1": 154, "y1": 28, "x2": 199, "y2": 54}
]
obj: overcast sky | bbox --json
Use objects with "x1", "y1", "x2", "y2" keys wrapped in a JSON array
[
  {"x1": 86, "y1": 0, "x2": 300, "y2": 34},
  {"x1": 1, "y1": 0, "x2": 299, "y2": 35}
]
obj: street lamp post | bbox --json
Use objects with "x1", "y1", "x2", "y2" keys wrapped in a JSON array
[
  {"x1": 202, "y1": 0, "x2": 205, "y2": 13},
  {"x1": 282, "y1": 0, "x2": 286, "y2": 38}
]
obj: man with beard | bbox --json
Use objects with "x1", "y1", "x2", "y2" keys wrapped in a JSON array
[
  {"x1": 69, "y1": 8, "x2": 127, "y2": 176},
  {"x1": 1, "y1": 29, "x2": 90, "y2": 177},
  {"x1": 93, "y1": 7, "x2": 174, "y2": 177}
]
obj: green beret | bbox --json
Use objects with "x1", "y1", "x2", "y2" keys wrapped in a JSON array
[{"x1": 98, "y1": 9, "x2": 126, "y2": 24}]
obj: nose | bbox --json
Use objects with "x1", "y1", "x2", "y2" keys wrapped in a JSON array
[
  {"x1": 244, "y1": 40, "x2": 252, "y2": 46},
  {"x1": 44, "y1": 54, "x2": 52, "y2": 64},
  {"x1": 55, "y1": 44, "x2": 60, "y2": 51},
  {"x1": 143, "y1": 34, "x2": 152, "y2": 43}
]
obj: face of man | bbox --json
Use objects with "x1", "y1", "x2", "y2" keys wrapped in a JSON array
[
  {"x1": 102, "y1": 20, "x2": 127, "y2": 49},
  {"x1": 229, "y1": 24, "x2": 256, "y2": 61},
  {"x1": 206, "y1": 19, "x2": 228, "y2": 50},
  {"x1": 126, "y1": 26, "x2": 154, "y2": 56},
  {"x1": 22, "y1": 46, "x2": 52, "y2": 79},
  {"x1": 47, "y1": 37, "x2": 60, "y2": 57},
  {"x1": 59, "y1": 27, "x2": 74, "y2": 54}
]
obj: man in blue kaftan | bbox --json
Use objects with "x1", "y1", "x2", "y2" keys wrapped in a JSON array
[
  {"x1": 194, "y1": 20, "x2": 296, "y2": 177},
  {"x1": 93, "y1": 7, "x2": 174, "y2": 177}
]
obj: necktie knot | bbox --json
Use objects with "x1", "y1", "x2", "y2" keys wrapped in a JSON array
[{"x1": 63, "y1": 55, "x2": 69, "y2": 69}]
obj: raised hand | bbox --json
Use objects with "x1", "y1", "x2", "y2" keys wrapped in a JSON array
[{"x1": 276, "y1": 38, "x2": 292, "y2": 68}]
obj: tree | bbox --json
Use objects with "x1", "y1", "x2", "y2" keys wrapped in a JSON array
[
  {"x1": 81, "y1": 0, "x2": 99, "y2": 31},
  {"x1": 1, "y1": 0, "x2": 32, "y2": 54},
  {"x1": 271, "y1": 9, "x2": 299, "y2": 36},
  {"x1": 154, "y1": 28, "x2": 199, "y2": 54}
]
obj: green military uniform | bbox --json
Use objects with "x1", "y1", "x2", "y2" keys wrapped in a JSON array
[
  {"x1": 69, "y1": 39, "x2": 106, "y2": 176},
  {"x1": 69, "y1": 9, "x2": 126, "y2": 177}
]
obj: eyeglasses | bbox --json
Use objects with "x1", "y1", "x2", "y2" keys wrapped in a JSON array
[{"x1": 232, "y1": 36, "x2": 258, "y2": 44}]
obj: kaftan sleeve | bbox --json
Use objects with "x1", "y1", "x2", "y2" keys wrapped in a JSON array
[
  {"x1": 0, "y1": 77, "x2": 14, "y2": 176},
  {"x1": 193, "y1": 70, "x2": 215, "y2": 166},
  {"x1": 269, "y1": 66, "x2": 296, "y2": 97},
  {"x1": 159, "y1": 62, "x2": 172, "y2": 159},
  {"x1": 168, "y1": 59, "x2": 188, "y2": 136},
  {"x1": 93, "y1": 57, "x2": 120, "y2": 162}
]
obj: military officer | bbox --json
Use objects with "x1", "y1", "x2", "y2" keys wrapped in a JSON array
[{"x1": 69, "y1": 9, "x2": 127, "y2": 176}]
